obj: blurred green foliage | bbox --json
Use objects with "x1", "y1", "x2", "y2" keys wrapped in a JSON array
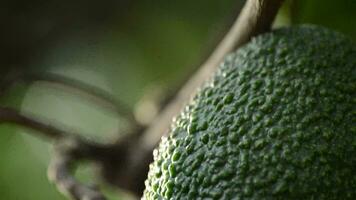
[
  {"x1": 0, "y1": 0, "x2": 354, "y2": 199},
  {"x1": 295, "y1": 0, "x2": 356, "y2": 40}
]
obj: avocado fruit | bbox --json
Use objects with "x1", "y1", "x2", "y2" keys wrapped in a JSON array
[{"x1": 143, "y1": 25, "x2": 356, "y2": 199}]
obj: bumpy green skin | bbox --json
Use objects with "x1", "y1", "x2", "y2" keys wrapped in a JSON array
[{"x1": 143, "y1": 25, "x2": 356, "y2": 200}]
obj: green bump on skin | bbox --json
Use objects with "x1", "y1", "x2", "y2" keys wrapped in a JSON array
[{"x1": 143, "y1": 25, "x2": 356, "y2": 200}]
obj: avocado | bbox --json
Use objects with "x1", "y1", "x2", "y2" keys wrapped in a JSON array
[{"x1": 143, "y1": 25, "x2": 356, "y2": 199}]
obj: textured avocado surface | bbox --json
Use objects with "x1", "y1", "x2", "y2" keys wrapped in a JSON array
[{"x1": 143, "y1": 25, "x2": 356, "y2": 200}]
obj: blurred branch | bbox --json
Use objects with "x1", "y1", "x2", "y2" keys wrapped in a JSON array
[
  {"x1": 24, "y1": 73, "x2": 138, "y2": 125},
  {"x1": 48, "y1": 139, "x2": 107, "y2": 200},
  {"x1": 0, "y1": 106, "x2": 111, "y2": 199},
  {"x1": 0, "y1": 106, "x2": 68, "y2": 139},
  {"x1": 139, "y1": 0, "x2": 285, "y2": 150},
  {"x1": 1, "y1": 71, "x2": 138, "y2": 126}
]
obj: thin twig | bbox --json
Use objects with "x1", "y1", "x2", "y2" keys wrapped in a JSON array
[
  {"x1": 0, "y1": 106, "x2": 110, "y2": 199},
  {"x1": 1, "y1": 71, "x2": 138, "y2": 125},
  {"x1": 0, "y1": 106, "x2": 68, "y2": 139},
  {"x1": 48, "y1": 139, "x2": 107, "y2": 200},
  {"x1": 139, "y1": 0, "x2": 285, "y2": 150},
  {"x1": 24, "y1": 73, "x2": 137, "y2": 124}
]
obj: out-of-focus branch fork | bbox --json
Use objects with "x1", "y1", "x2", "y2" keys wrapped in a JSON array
[{"x1": 0, "y1": 106, "x2": 110, "y2": 200}]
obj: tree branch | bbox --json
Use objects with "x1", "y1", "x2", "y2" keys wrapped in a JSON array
[
  {"x1": 0, "y1": 106, "x2": 112, "y2": 199},
  {"x1": 48, "y1": 139, "x2": 107, "y2": 200},
  {"x1": 139, "y1": 0, "x2": 285, "y2": 150},
  {"x1": 0, "y1": 106, "x2": 69, "y2": 139},
  {"x1": 24, "y1": 73, "x2": 138, "y2": 124},
  {"x1": 1, "y1": 72, "x2": 138, "y2": 126}
]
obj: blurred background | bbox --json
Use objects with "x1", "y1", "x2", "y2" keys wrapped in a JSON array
[{"x1": 0, "y1": 0, "x2": 355, "y2": 199}]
